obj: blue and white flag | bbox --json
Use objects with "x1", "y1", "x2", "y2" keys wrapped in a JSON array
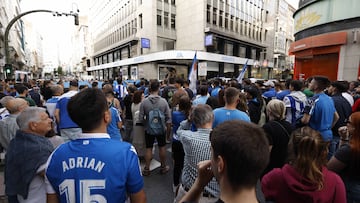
[
  {"x1": 189, "y1": 52, "x2": 197, "y2": 95},
  {"x1": 237, "y1": 59, "x2": 249, "y2": 83}
]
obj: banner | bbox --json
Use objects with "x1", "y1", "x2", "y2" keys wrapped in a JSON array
[
  {"x1": 237, "y1": 59, "x2": 249, "y2": 83},
  {"x1": 189, "y1": 52, "x2": 197, "y2": 95}
]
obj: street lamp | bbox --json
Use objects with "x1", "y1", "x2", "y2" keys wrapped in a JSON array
[{"x1": 4, "y1": 9, "x2": 79, "y2": 79}]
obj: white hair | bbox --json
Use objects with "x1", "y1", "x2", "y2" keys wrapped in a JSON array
[{"x1": 16, "y1": 107, "x2": 46, "y2": 131}]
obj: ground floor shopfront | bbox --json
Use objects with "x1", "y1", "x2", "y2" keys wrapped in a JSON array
[
  {"x1": 290, "y1": 31, "x2": 360, "y2": 81},
  {"x1": 86, "y1": 50, "x2": 275, "y2": 81}
]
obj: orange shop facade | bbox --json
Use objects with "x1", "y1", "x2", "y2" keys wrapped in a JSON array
[
  {"x1": 289, "y1": 0, "x2": 360, "y2": 82},
  {"x1": 289, "y1": 31, "x2": 349, "y2": 81}
]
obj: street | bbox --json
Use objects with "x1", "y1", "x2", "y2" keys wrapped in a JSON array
[{"x1": 142, "y1": 144, "x2": 175, "y2": 203}]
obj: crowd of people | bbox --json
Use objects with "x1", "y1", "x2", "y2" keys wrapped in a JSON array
[{"x1": 0, "y1": 74, "x2": 359, "y2": 203}]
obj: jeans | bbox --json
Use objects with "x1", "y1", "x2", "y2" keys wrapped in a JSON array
[
  {"x1": 328, "y1": 136, "x2": 340, "y2": 160},
  {"x1": 123, "y1": 119, "x2": 133, "y2": 142}
]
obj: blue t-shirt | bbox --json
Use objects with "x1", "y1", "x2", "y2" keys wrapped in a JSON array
[
  {"x1": 192, "y1": 96, "x2": 209, "y2": 106},
  {"x1": 172, "y1": 111, "x2": 187, "y2": 141},
  {"x1": 211, "y1": 87, "x2": 221, "y2": 97},
  {"x1": 56, "y1": 97, "x2": 79, "y2": 129},
  {"x1": 212, "y1": 107, "x2": 250, "y2": 128},
  {"x1": 276, "y1": 89, "x2": 291, "y2": 100},
  {"x1": 107, "y1": 107, "x2": 122, "y2": 141},
  {"x1": 46, "y1": 135, "x2": 143, "y2": 203},
  {"x1": 262, "y1": 88, "x2": 277, "y2": 100},
  {"x1": 308, "y1": 93, "x2": 336, "y2": 141}
]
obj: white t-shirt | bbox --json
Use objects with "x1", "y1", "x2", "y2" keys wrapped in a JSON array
[{"x1": 18, "y1": 164, "x2": 47, "y2": 203}]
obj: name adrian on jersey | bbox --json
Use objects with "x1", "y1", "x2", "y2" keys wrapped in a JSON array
[{"x1": 62, "y1": 157, "x2": 105, "y2": 173}]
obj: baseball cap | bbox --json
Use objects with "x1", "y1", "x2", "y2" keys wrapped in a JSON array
[{"x1": 263, "y1": 81, "x2": 275, "y2": 87}]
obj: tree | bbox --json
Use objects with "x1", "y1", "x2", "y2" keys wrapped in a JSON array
[{"x1": 57, "y1": 66, "x2": 63, "y2": 76}]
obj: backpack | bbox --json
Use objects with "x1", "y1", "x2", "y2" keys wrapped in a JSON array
[
  {"x1": 286, "y1": 95, "x2": 305, "y2": 127},
  {"x1": 146, "y1": 107, "x2": 166, "y2": 136}
]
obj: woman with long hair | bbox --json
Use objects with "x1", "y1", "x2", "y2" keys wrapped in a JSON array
[
  {"x1": 172, "y1": 95, "x2": 192, "y2": 193},
  {"x1": 262, "y1": 127, "x2": 346, "y2": 203},
  {"x1": 131, "y1": 90, "x2": 146, "y2": 158},
  {"x1": 328, "y1": 111, "x2": 360, "y2": 202}
]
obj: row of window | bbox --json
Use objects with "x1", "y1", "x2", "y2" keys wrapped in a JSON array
[
  {"x1": 156, "y1": 10, "x2": 176, "y2": 29},
  {"x1": 206, "y1": 4, "x2": 267, "y2": 42},
  {"x1": 91, "y1": 0, "x2": 137, "y2": 42},
  {"x1": 94, "y1": 17, "x2": 137, "y2": 52},
  {"x1": 157, "y1": 0, "x2": 176, "y2": 5}
]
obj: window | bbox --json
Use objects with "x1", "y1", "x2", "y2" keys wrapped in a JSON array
[
  {"x1": 139, "y1": 14, "x2": 143, "y2": 28},
  {"x1": 108, "y1": 53, "x2": 113, "y2": 63},
  {"x1": 128, "y1": 23, "x2": 131, "y2": 36},
  {"x1": 125, "y1": 24, "x2": 128, "y2": 37},
  {"x1": 244, "y1": 22, "x2": 247, "y2": 36},
  {"x1": 235, "y1": 18, "x2": 239, "y2": 32},
  {"x1": 264, "y1": 29, "x2": 267, "y2": 41},
  {"x1": 164, "y1": 12, "x2": 169, "y2": 28},
  {"x1": 207, "y1": 5, "x2": 211, "y2": 23},
  {"x1": 171, "y1": 0, "x2": 175, "y2": 5},
  {"x1": 157, "y1": 10, "x2": 162, "y2": 26},
  {"x1": 171, "y1": 14, "x2": 176, "y2": 29},
  {"x1": 219, "y1": 10, "x2": 223, "y2": 27},
  {"x1": 213, "y1": 8, "x2": 217, "y2": 25},
  {"x1": 225, "y1": 13, "x2": 229, "y2": 29}
]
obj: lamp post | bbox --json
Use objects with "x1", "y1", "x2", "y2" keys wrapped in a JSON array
[{"x1": 4, "y1": 9, "x2": 79, "y2": 79}]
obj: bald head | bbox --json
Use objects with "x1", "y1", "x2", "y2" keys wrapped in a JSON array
[{"x1": 7, "y1": 98, "x2": 29, "y2": 114}]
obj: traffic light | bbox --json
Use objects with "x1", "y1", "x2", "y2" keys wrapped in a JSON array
[
  {"x1": 4, "y1": 64, "x2": 12, "y2": 74},
  {"x1": 74, "y1": 13, "x2": 79, "y2": 26}
]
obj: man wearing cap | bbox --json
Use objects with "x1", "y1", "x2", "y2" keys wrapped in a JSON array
[
  {"x1": 262, "y1": 80, "x2": 276, "y2": 103},
  {"x1": 54, "y1": 80, "x2": 81, "y2": 141}
]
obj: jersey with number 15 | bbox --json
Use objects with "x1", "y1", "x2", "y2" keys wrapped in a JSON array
[{"x1": 45, "y1": 135, "x2": 143, "y2": 203}]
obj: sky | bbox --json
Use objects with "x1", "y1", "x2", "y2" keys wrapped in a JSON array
[{"x1": 20, "y1": 0, "x2": 88, "y2": 67}]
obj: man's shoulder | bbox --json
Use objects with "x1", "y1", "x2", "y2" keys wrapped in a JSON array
[{"x1": 213, "y1": 107, "x2": 225, "y2": 113}]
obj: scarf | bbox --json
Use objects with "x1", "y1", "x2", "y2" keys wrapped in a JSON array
[{"x1": 5, "y1": 130, "x2": 54, "y2": 199}]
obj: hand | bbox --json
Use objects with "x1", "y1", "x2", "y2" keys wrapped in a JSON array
[
  {"x1": 194, "y1": 160, "x2": 214, "y2": 189},
  {"x1": 338, "y1": 126, "x2": 349, "y2": 139}
]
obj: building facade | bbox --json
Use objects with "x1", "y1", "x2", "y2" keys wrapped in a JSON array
[
  {"x1": 290, "y1": 0, "x2": 360, "y2": 81},
  {"x1": 23, "y1": 19, "x2": 44, "y2": 78},
  {"x1": 272, "y1": 0, "x2": 295, "y2": 79},
  {"x1": 87, "y1": 0, "x2": 295, "y2": 81},
  {"x1": 70, "y1": 16, "x2": 90, "y2": 79},
  {"x1": 0, "y1": 0, "x2": 27, "y2": 79}
]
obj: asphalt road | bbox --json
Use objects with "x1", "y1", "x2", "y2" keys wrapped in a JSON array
[{"x1": 142, "y1": 144, "x2": 175, "y2": 203}]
